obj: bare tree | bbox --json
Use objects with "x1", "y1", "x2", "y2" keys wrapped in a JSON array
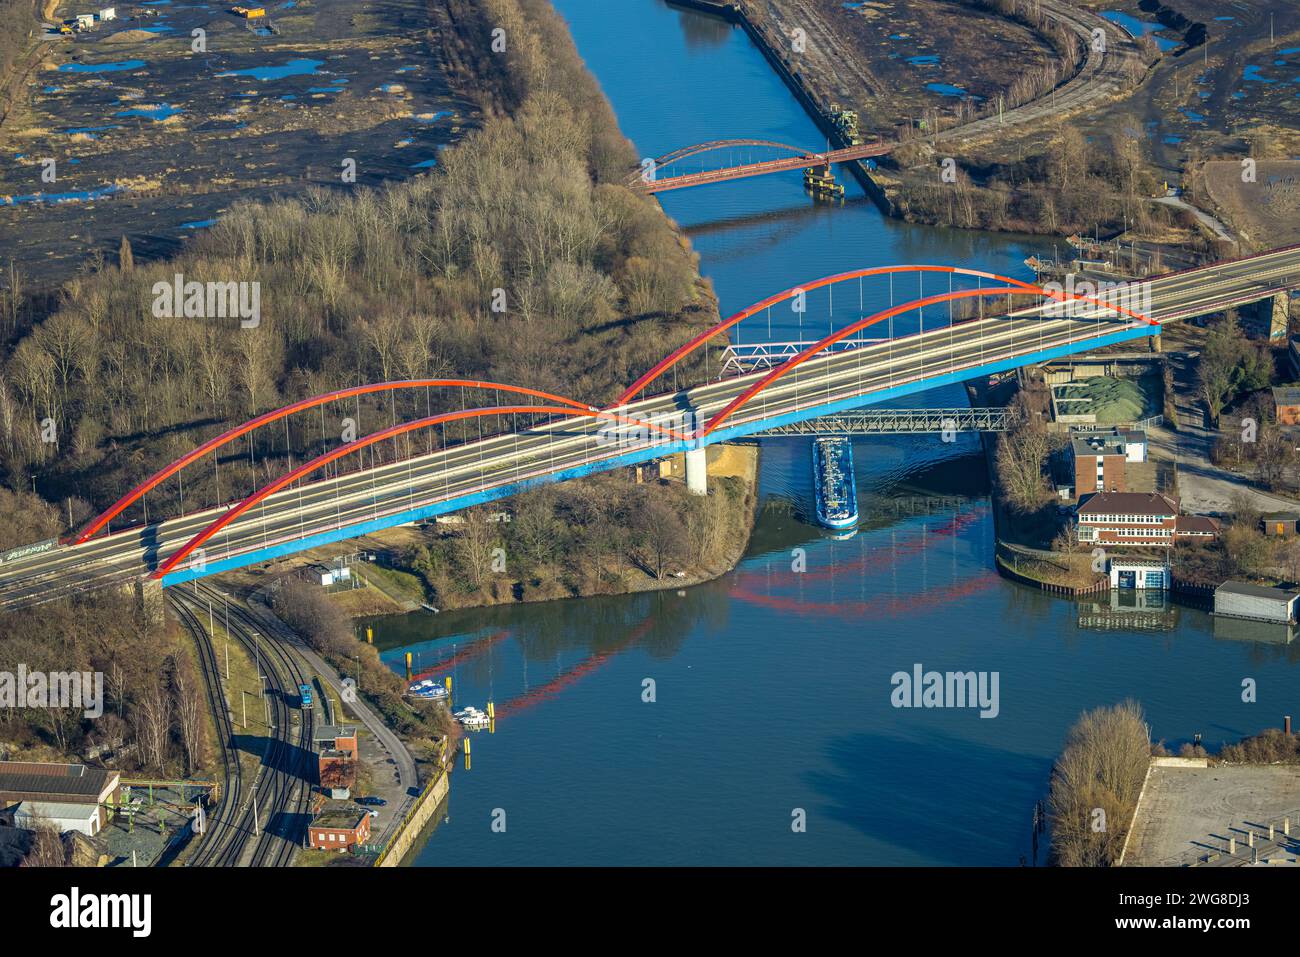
[
  {"x1": 172, "y1": 654, "x2": 208, "y2": 776},
  {"x1": 1048, "y1": 700, "x2": 1151, "y2": 867}
]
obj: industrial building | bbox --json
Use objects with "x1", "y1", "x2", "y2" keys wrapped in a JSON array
[
  {"x1": 1214, "y1": 581, "x2": 1300, "y2": 624},
  {"x1": 11, "y1": 800, "x2": 102, "y2": 836},
  {"x1": 313, "y1": 724, "x2": 359, "y2": 777},
  {"x1": 1069, "y1": 428, "x2": 1148, "y2": 497},
  {"x1": 0, "y1": 762, "x2": 119, "y2": 831}
]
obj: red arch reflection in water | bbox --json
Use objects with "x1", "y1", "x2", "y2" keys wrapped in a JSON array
[
  {"x1": 406, "y1": 630, "x2": 511, "y2": 685},
  {"x1": 496, "y1": 616, "x2": 659, "y2": 719},
  {"x1": 733, "y1": 505, "x2": 987, "y2": 591},
  {"x1": 730, "y1": 570, "x2": 1001, "y2": 622}
]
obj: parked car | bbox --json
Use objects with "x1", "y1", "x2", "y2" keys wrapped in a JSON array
[
  {"x1": 355, "y1": 796, "x2": 386, "y2": 807},
  {"x1": 355, "y1": 806, "x2": 379, "y2": 819}
]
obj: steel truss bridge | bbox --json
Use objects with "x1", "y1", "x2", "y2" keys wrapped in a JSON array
[
  {"x1": 0, "y1": 245, "x2": 1297, "y2": 607},
  {"x1": 751, "y1": 407, "x2": 1010, "y2": 436}
]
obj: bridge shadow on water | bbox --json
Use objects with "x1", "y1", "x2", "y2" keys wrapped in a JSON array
[{"x1": 804, "y1": 727, "x2": 1048, "y2": 865}]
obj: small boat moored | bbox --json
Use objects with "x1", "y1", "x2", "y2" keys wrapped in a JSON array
[
  {"x1": 455, "y1": 706, "x2": 491, "y2": 731},
  {"x1": 407, "y1": 678, "x2": 449, "y2": 701}
]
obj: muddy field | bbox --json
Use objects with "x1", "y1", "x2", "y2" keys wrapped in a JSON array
[
  {"x1": 1, "y1": 0, "x2": 475, "y2": 283},
  {"x1": 1076, "y1": 2, "x2": 1299, "y2": 181},
  {"x1": 752, "y1": 0, "x2": 1056, "y2": 134},
  {"x1": 1072, "y1": 1, "x2": 1300, "y2": 248},
  {"x1": 1201, "y1": 158, "x2": 1300, "y2": 247}
]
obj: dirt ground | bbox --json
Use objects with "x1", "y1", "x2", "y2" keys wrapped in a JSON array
[
  {"x1": 1124, "y1": 763, "x2": 1300, "y2": 866},
  {"x1": 1079, "y1": 1, "x2": 1300, "y2": 248},
  {"x1": 751, "y1": 0, "x2": 1056, "y2": 134},
  {"x1": 1201, "y1": 159, "x2": 1300, "y2": 248},
  {"x1": 1, "y1": 0, "x2": 474, "y2": 284}
]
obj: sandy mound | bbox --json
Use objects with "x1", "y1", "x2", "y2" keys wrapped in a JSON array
[{"x1": 103, "y1": 29, "x2": 162, "y2": 43}]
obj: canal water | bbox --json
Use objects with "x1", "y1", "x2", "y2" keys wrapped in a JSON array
[{"x1": 377, "y1": 0, "x2": 1299, "y2": 866}]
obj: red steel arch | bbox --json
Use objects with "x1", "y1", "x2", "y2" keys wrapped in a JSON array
[
  {"x1": 153, "y1": 404, "x2": 689, "y2": 580},
  {"x1": 77, "y1": 379, "x2": 595, "y2": 545},
  {"x1": 615, "y1": 265, "x2": 1045, "y2": 406},
  {"x1": 631, "y1": 139, "x2": 818, "y2": 185},
  {"x1": 700, "y1": 284, "x2": 1155, "y2": 438}
]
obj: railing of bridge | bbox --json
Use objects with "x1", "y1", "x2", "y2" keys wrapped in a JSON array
[
  {"x1": 719, "y1": 337, "x2": 888, "y2": 374},
  {"x1": 750, "y1": 407, "x2": 1010, "y2": 436}
]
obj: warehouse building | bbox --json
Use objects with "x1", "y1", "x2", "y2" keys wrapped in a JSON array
[
  {"x1": 11, "y1": 800, "x2": 102, "y2": 836},
  {"x1": 0, "y1": 762, "x2": 119, "y2": 830},
  {"x1": 1214, "y1": 582, "x2": 1300, "y2": 624}
]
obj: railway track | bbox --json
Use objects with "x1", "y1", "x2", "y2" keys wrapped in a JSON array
[
  {"x1": 173, "y1": 582, "x2": 313, "y2": 866},
  {"x1": 169, "y1": 592, "x2": 244, "y2": 867}
]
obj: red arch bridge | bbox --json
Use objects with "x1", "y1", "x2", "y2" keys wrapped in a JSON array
[
  {"x1": 628, "y1": 139, "x2": 894, "y2": 194},
  {"x1": 0, "y1": 246, "x2": 1297, "y2": 606}
]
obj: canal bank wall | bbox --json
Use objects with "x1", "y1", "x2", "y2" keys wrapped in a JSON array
[
  {"x1": 664, "y1": 0, "x2": 892, "y2": 210},
  {"x1": 376, "y1": 762, "x2": 451, "y2": 866}
]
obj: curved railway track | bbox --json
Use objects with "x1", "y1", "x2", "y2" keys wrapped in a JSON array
[
  {"x1": 173, "y1": 582, "x2": 313, "y2": 866},
  {"x1": 169, "y1": 592, "x2": 244, "y2": 867}
]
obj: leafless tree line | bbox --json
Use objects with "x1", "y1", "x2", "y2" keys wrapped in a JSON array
[
  {"x1": 1048, "y1": 700, "x2": 1151, "y2": 866},
  {"x1": 0, "y1": 587, "x2": 209, "y2": 776}
]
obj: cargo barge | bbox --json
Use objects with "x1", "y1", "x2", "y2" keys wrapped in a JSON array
[{"x1": 813, "y1": 437, "x2": 859, "y2": 529}]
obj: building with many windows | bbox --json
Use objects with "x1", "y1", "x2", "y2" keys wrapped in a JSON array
[{"x1": 1076, "y1": 492, "x2": 1219, "y2": 548}]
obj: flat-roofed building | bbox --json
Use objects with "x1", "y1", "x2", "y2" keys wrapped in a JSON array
[
  {"x1": 312, "y1": 724, "x2": 359, "y2": 777},
  {"x1": 1068, "y1": 429, "x2": 1148, "y2": 497},
  {"x1": 12, "y1": 800, "x2": 102, "y2": 836},
  {"x1": 1108, "y1": 558, "x2": 1170, "y2": 590},
  {"x1": 1214, "y1": 581, "x2": 1300, "y2": 624},
  {"x1": 308, "y1": 804, "x2": 371, "y2": 851}
]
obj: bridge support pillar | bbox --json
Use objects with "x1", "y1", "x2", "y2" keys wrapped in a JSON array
[
  {"x1": 1268, "y1": 294, "x2": 1289, "y2": 341},
  {"x1": 1148, "y1": 333, "x2": 1161, "y2": 353},
  {"x1": 685, "y1": 448, "x2": 708, "y2": 496},
  {"x1": 131, "y1": 577, "x2": 165, "y2": 628}
]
